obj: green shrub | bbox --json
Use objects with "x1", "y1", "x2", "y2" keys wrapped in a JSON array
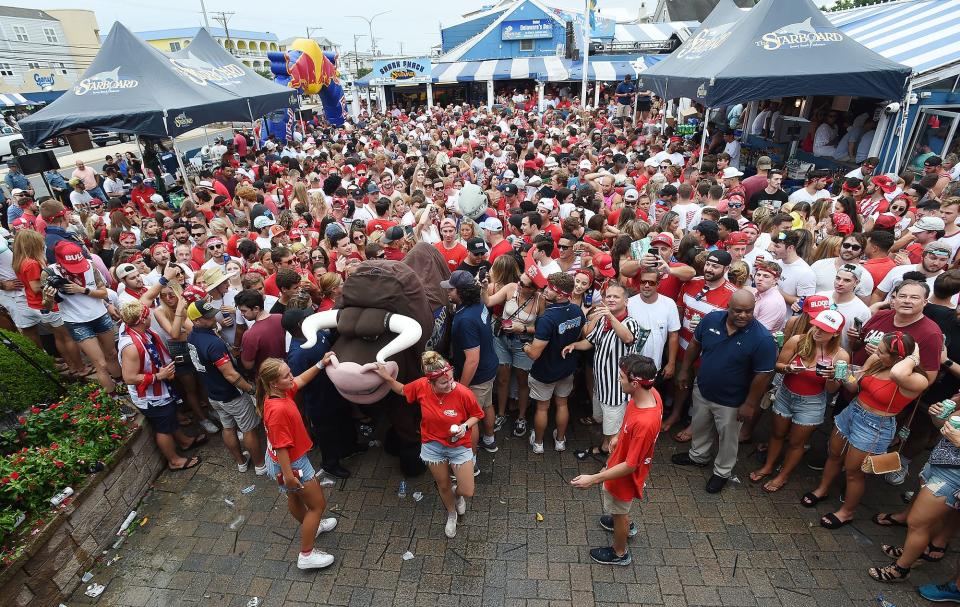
[{"x1": 0, "y1": 329, "x2": 59, "y2": 419}]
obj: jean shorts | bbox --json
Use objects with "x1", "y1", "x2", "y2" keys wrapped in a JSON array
[
  {"x1": 772, "y1": 386, "x2": 827, "y2": 427},
  {"x1": 265, "y1": 452, "x2": 317, "y2": 494},
  {"x1": 493, "y1": 333, "x2": 533, "y2": 371},
  {"x1": 920, "y1": 462, "x2": 960, "y2": 510},
  {"x1": 65, "y1": 313, "x2": 115, "y2": 342},
  {"x1": 420, "y1": 440, "x2": 474, "y2": 468},
  {"x1": 834, "y1": 400, "x2": 896, "y2": 455}
]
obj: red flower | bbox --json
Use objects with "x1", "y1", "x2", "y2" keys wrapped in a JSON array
[
  {"x1": 17, "y1": 416, "x2": 26, "y2": 425},
  {"x1": 103, "y1": 415, "x2": 111, "y2": 421},
  {"x1": 91, "y1": 390, "x2": 101, "y2": 398},
  {"x1": 10, "y1": 472, "x2": 20, "y2": 480},
  {"x1": 53, "y1": 461, "x2": 64, "y2": 469},
  {"x1": 50, "y1": 443, "x2": 59, "y2": 450},
  {"x1": 0, "y1": 477, "x2": 8, "y2": 485},
  {"x1": 30, "y1": 407, "x2": 40, "y2": 414},
  {"x1": 48, "y1": 403, "x2": 59, "y2": 411},
  {"x1": 61, "y1": 413, "x2": 69, "y2": 420},
  {"x1": 93, "y1": 404, "x2": 101, "y2": 410},
  {"x1": 110, "y1": 433, "x2": 121, "y2": 440}
]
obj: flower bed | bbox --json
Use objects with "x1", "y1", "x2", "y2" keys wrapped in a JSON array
[{"x1": 0, "y1": 384, "x2": 133, "y2": 566}]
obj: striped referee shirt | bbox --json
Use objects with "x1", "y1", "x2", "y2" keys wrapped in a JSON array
[{"x1": 588, "y1": 316, "x2": 641, "y2": 407}]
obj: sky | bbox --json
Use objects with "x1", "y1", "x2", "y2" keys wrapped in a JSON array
[{"x1": 19, "y1": 0, "x2": 656, "y2": 56}]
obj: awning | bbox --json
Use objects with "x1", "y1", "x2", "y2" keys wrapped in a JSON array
[
  {"x1": 433, "y1": 57, "x2": 572, "y2": 84},
  {"x1": 829, "y1": 0, "x2": 960, "y2": 87},
  {"x1": 567, "y1": 56, "x2": 665, "y2": 82},
  {"x1": 614, "y1": 21, "x2": 698, "y2": 46},
  {"x1": 0, "y1": 93, "x2": 29, "y2": 107}
]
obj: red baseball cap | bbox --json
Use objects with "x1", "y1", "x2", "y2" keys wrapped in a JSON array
[
  {"x1": 592, "y1": 252, "x2": 616, "y2": 278},
  {"x1": 182, "y1": 284, "x2": 208, "y2": 303},
  {"x1": 523, "y1": 258, "x2": 548, "y2": 289},
  {"x1": 650, "y1": 232, "x2": 674, "y2": 248},
  {"x1": 803, "y1": 295, "x2": 831, "y2": 316},
  {"x1": 54, "y1": 240, "x2": 89, "y2": 274},
  {"x1": 873, "y1": 213, "x2": 898, "y2": 230},
  {"x1": 871, "y1": 175, "x2": 897, "y2": 194},
  {"x1": 726, "y1": 231, "x2": 750, "y2": 246}
]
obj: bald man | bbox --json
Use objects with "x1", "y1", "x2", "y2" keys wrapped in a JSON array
[{"x1": 671, "y1": 290, "x2": 777, "y2": 493}]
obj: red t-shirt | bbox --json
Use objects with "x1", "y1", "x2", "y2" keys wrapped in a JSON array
[
  {"x1": 366, "y1": 219, "x2": 397, "y2": 235},
  {"x1": 852, "y1": 308, "x2": 943, "y2": 374},
  {"x1": 644, "y1": 261, "x2": 690, "y2": 302},
  {"x1": 862, "y1": 257, "x2": 898, "y2": 288},
  {"x1": 191, "y1": 245, "x2": 206, "y2": 269},
  {"x1": 403, "y1": 377, "x2": 485, "y2": 448},
  {"x1": 264, "y1": 268, "x2": 317, "y2": 296},
  {"x1": 678, "y1": 277, "x2": 737, "y2": 352},
  {"x1": 263, "y1": 384, "x2": 313, "y2": 463},
  {"x1": 240, "y1": 314, "x2": 286, "y2": 375},
  {"x1": 16, "y1": 258, "x2": 51, "y2": 310},
  {"x1": 603, "y1": 391, "x2": 663, "y2": 502},
  {"x1": 434, "y1": 242, "x2": 468, "y2": 271},
  {"x1": 488, "y1": 239, "x2": 513, "y2": 264},
  {"x1": 383, "y1": 247, "x2": 405, "y2": 261}
]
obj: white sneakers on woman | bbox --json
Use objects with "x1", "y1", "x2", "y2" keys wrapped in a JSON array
[
  {"x1": 297, "y1": 549, "x2": 334, "y2": 569},
  {"x1": 315, "y1": 517, "x2": 338, "y2": 536},
  {"x1": 445, "y1": 512, "x2": 458, "y2": 538}
]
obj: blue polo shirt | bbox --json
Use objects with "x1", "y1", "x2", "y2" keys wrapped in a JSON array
[
  {"x1": 531, "y1": 302, "x2": 585, "y2": 384},
  {"x1": 693, "y1": 311, "x2": 776, "y2": 407},
  {"x1": 615, "y1": 81, "x2": 636, "y2": 105},
  {"x1": 287, "y1": 332, "x2": 331, "y2": 404},
  {"x1": 187, "y1": 327, "x2": 241, "y2": 402},
  {"x1": 450, "y1": 302, "x2": 497, "y2": 385}
]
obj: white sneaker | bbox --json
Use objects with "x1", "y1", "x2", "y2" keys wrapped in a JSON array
[
  {"x1": 254, "y1": 464, "x2": 268, "y2": 476},
  {"x1": 553, "y1": 429, "x2": 566, "y2": 452},
  {"x1": 885, "y1": 466, "x2": 909, "y2": 486},
  {"x1": 456, "y1": 496, "x2": 466, "y2": 515},
  {"x1": 444, "y1": 512, "x2": 458, "y2": 538},
  {"x1": 199, "y1": 419, "x2": 220, "y2": 434},
  {"x1": 236, "y1": 430, "x2": 244, "y2": 443},
  {"x1": 529, "y1": 430, "x2": 544, "y2": 454},
  {"x1": 237, "y1": 451, "x2": 251, "y2": 473},
  {"x1": 314, "y1": 517, "x2": 338, "y2": 537},
  {"x1": 297, "y1": 549, "x2": 334, "y2": 569}
]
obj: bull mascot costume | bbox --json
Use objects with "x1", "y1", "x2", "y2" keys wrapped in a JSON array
[{"x1": 301, "y1": 243, "x2": 451, "y2": 476}]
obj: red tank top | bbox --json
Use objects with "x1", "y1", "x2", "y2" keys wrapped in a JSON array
[
  {"x1": 783, "y1": 354, "x2": 827, "y2": 396},
  {"x1": 859, "y1": 375, "x2": 915, "y2": 415}
]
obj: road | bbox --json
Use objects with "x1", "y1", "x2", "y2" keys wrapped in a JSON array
[{"x1": 5, "y1": 127, "x2": 234, "y2": 197}]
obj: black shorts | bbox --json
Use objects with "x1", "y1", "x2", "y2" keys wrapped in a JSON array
[
  {"x1": 140, "y1": 399, "x2": 179, "y2": 434},
  {"x1": 637, "y1": 99, "x2": 652, "y2": 111}
]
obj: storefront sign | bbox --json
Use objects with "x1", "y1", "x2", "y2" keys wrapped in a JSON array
[
  {"x1": 33, "y1": 73, "x2": 56, "y2": 91},
  {"x1": 370, "y1": 58, "x2": 432, "y2": 86},
  {"x1": 500, "y1": 19, "x2": 553, "y2": 41},
  {"x1": 756, "y1": 17, "x2": 844, "y2": 51}
]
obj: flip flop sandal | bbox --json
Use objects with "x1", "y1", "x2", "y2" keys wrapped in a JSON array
[
  {"x1": 820, "y1": 512, "x2": 852, "y2": 530},
  {"x1": 579, "y1": 416, "x2": 600, "y2": 426},
  {"x1": 762, "y1": 479, "x2": 787, "y2": 493},
  {"x1": 673, "y1": 429, "x2": 692, "y2": 443},
  {"x1": 883, "y1": 543, "x2": 948, "y2": 563},
  {"x1": 800, "y1": 492, "x2": 828, "y2": 508},
  {"x1": 872, "y1": 512, "x2": 907, "y2": 527},
  {"x1": 184, "y1": 434, "x2": 208, "y2": 450},
  {"x1": 575, "y1": 447, "x2": 609, "y2": 461},
  {"x1": 749, "y1": 471, "x2": 770, "y2": 483},
  {"x1": 168, "y1": 455, "x2": 201, "y2": 472},
  {"x1": 868, "y1": 563, "x2": 910, "y2": 583}
]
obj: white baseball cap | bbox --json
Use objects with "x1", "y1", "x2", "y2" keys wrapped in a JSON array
[
  {"x1": 479, "y1": 217, "x2": 503, "y2": 232},
  {"x1": 721, "y1": 167, "x2": 744, "y2": 179},
  {"x1": 578, "y1": 159, "x2": 592, "y2": 170},
  {"x1": 624, "y1": 188, "x2": 639, "y2": 202},
  {"x1": 810, "y1": 309, "x2": 845, "y2": 334}
]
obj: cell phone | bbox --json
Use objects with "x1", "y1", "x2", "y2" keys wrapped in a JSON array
[
  {"x1": 853, "y1": 317, "x2": 864, "y2": 332},
  {"x1": 477, "y1": 266, "x2": 489, "y2": 283}
]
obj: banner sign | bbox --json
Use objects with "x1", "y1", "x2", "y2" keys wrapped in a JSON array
[
  {"x1": 369, "y1": 57, "x2": 432, "y2": 86},
  {"x1": 501, "y1": 19, "x2": 554, "y2": 41}
]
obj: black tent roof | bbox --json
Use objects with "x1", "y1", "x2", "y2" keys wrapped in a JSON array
[
  {"x1": 638, "y1": 0, "x2": 911, "y2": 107},
  {"x1": 19, "y1": 23, "x2": 296, "y2": 148}
]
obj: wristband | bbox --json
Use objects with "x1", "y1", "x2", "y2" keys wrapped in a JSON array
[
  {"x1": 137, "y1": 372, "x2": 154, "y2": 393},
  {"x1": 315, "y1": 360, "x2": 325, "y2": 370},
  {"x1": 84, "y1": 287, "x2": 90, "y2": 296},
  {"x1": 159, "y1": 277, "x2": 169, "y2": 286}
]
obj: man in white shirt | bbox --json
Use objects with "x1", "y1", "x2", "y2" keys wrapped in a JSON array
[
  {"x1": 672, "y1": 183, "x2": 701, "y2": 232},
  {"x1": 767, "y1": 229, "x2": 817, "y2": 310},
  {"x1": 788, "y1": 171, "x2": 832, "y2": 205},
  {"x1": 873, "y1": 240, "x2": 952, "y2": 304},
  {"x1": 626, "y1": 268, "x2": 680, "y2": 377},
  {"x1": 810, "y1": 234, "x2": 874, "y2": 301},
  {"x1": 818, "y1": 264, "x2": 871, "y2": 351},
  {"x1": 813, "y1": 111, "x2": 839, "y2": 157},
  {"x1": 845, "y1": 156, "x2": 879, "y2": 180},
  {"x1": 722, "y1": 131, "x2": 741, "y2": 169}
]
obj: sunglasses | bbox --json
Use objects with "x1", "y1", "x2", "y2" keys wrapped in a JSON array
[
  {"x1": 841, "y1": 242, "x2": 862, "y2": 251},
  {"x1": 353, "y1": 234, "x2": 366, "y2": 241},
  {"x1": 728, "y1": 203, "x2": 743, "y2": 208},
  {"x1": 637, "y1": 279, "x2": 658, "y2": 286},
  {"x1": 278, "y1": 259, "x2": 296, "y2": 266},
  {"x1": 207, "y1": 244, "x2": 223, "y2": 250}
]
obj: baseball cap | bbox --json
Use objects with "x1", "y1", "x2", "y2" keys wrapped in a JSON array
[
  {"x1": 500, "y1": 183, "x2": 519, "y2": 196},
  {"x1": 592, "y1": 252, "x2": 616, "y2": 278},
  {"x1": 440, "y1": 270, "x2": 476, "y2": 289},
  {"x1": 479, "y1": 217, "x2": 503, "y2": 232},
  {"x1": 253, "y1": 215, "x2": 276, "y2": 230},
  {"x1": 269, "y1": 224, "x2": 287, "y2": 239},
  {"x1": 186, "y1": 300, "x2": 219, "y2": 321},
  {"x1": 810, "y1": 309, "x2": 845, "y2": 335},
  {"x1": 325, "y1": 223, "x2": 346, "y2": 239},
  {"x1": 115, "y1": 263, "x2": 138, "y2": 280},
  {"x1": 925, "y1": 156, "x2": 943, "y2": 167},
  {"x1": 694, "y1": 220, "x2": 719, "y2": 235},
  {"x1": 873, "y1": 213, "x2": 899, "y2": 230},
  {"x1": 871, "y1": 175, "x2": 896, "y2": 194},
  {"x1": 909, "y1": 216, "x2": 946, "y2": 233},
  {"x1": 721, "y1": 167, "x2": 744, "y2": 179},
  {"x1": 706, "y1": 250, "x2": 732, "y2": 267},
  {"x1": 54, "y1": 240, "x2": 89, "y2": 273},
  {"x1": 755, "y1": 156, "x2": 773, "y2": 170},
  {"x1": 837, "y1": 263, "x2": 863, "y2": 281},
  {"x1": 196, "y1": 180, "x2": 215, "y2": 191},
  {"x1": 726, "y1": 231, "x2": 749, "y2": 246},
  {"x1": 383, "y1": 226, "x2": 404, "y2": 244},
  {"x1": 10, "y1": 188, "x2": 23, "y2": 196},
  {"x1": 623, "y1": 188, "x2": 639, "y2": 202},
  {"x1": 182, "y1": 284, "x2": 208, "y2": 304},
  {"x1": 803, "y1": 295, "x2": 831, "y2": 316},
  {"x1": 578, "y1": 159, "x2": 592, "y2": 170},
  {"x1": 924, "y1": 240, "x2": 952, "y2": 257},
  {"x1": 466, "y1": 237, "x2": 488, "y2": 256},
  {"x1": 650, "y1": 232, "x2": 674, "y2": 248},
  {"x1": 366, "y1": 181, "x2": 380, "y2": 194}
]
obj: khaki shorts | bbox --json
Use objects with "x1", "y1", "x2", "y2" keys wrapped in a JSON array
[
  {"x1": 615, "y1": 104, "x2": 633, "y2": 118},
  {"x1": 528, "y1": 374, "x2": 574, "y2": 402},
  {"x1": 601, "y1": 485, "x2": 634, "y2": 516},
  {"x1": 469, "y1": 378, "x2": 494, "y2": 410}
]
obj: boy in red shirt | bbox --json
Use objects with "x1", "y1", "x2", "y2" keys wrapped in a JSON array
[{"x1": 571, "y1": 354, "x2": 663, "y2": 565}]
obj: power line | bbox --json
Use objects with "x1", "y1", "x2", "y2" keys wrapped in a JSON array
[{"x1": 211, "y1": 11, "x2": 236, "y2": 53}]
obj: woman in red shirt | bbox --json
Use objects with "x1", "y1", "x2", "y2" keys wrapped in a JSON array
[
  {"x1": 256, "y1": 355, "x2": 339, "y2": 570},
  {"x1": 374, "y1": 351, "x2": 484, "y2": 539}
]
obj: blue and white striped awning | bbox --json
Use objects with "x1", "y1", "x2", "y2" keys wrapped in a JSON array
[
  {"x1": 829, "y1": 0, "x2": 960, "y2": 86},
  {"x1": 567, "y1": 55, "x2": 665, "y2": 82},
  {"x1": 433, "y1": 57, "x2": 573, "y2": 84},
  {"x1": 614, "y1": 21, "x2": 698, "y2": 46},
  {"x1": 0, "y1": 93, "x2": 29, "y2": 107}
]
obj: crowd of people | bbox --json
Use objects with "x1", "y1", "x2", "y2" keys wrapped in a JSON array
[{"x1": 2, "y1": 96, "x2": 960, "y2": 595}]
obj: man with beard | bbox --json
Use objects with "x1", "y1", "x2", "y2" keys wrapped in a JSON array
[
  {"x1": 626, "y1": 269, "x2": 680, "y2": 379},
  {"x1": 873, "y1": 240, "x2": 953, "y2": 304},
  {"x1": 672, "y1": 290, "x2": 776, "y2": 493},
  {"x1": 810, "y1": 234, "x2": 874, "y2": 300}
]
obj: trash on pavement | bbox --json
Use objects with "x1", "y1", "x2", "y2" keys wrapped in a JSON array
[
  {"x1": 402, "y1": 551, "x2": 415, "y2": 561},
  {"x1": 84, "y1": 583, "x2": 106, "y2": 598},
  {"x1": 241, "y1": 485, "x2": 256, "y2": 494},
  {"x1": 413, "y1": 491, "x2": 423, "y2": 502},
  {"x1": 535, "y1": 512, "x2": 544, "y2": 522}
]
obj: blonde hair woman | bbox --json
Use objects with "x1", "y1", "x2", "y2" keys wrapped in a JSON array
[{"x1": 256, "y1": 356, "x2": 338, "y2": 569}]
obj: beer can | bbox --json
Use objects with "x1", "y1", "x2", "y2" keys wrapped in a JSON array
[
  {"x1": 867, "y1": 334, "x2": 883, "y2": 347},
  {"x1": 949, "y1": 415, "x2": 960, "y2": 430},
  {"x1": 773, "y1": 331, "x2": 784, "y2": 347},
  {"x1": 833, "y1": 360, "x2": 848, "y2": 380},
  {"x1": 938, "y1": 399, "x2": 957, "y2": 419},
  {"x1": 691, "y1": 313, "x2": 701, "y2": 326}
]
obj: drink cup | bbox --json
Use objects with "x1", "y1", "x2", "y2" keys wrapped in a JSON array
[{"x1": 938, "y1": 399, "x2": 957, "y2": 419}]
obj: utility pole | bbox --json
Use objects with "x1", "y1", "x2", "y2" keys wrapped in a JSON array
[
  {"x1": 398, "y1": 41, "x2": 404, "y2": 55},
  {"x1": 352, "y1": 33, "x2": 366, "y2": 78},
  {"x1": 199, "y1": 0, "x2": 210, "y2": 29},
  {"x1": 305, "y1": 26, "x2": 322, "y2": 41},
  {"x1": 347, "y1": 12, "x2": 390, "y2": 57},
  {"x1": 211, "y1": 11, "x2": 236, "y2": 55}
]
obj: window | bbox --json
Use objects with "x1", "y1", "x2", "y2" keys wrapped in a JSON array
[
  {"x1": 43, "y1": 27, "x2": 58, "y2": 43},
  {"x1": 13, "y1": 26, "x2": 28, "y2": 42},
  {"x1": 0, "y1": 63, "x2": 12, "y2": 76},
  {"x1": 169, "y1": 41, "x2": 181, "y2": 51},
  {"x1": 519, "y1": 39, "x2": 534, "y2": 51},
  {"x1": 55, "y1": 62, "x2": 67, "y2": 75},
  {"x1": 27, "y1": 62, "x2": 40, "y2": 70}
]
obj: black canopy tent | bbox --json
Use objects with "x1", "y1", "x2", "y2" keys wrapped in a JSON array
[{"x1": 637, "y1": 0, "x2": 911, "y2": 108}]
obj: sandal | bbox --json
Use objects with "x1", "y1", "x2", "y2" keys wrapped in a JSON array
[
  {"x1": 820, "y1": 512, "x2": 852, "y2": 530},
  {"x1": 801, "y1": 491, "x2": 828, "y2": 508},
  {"x1": 749, "y1": 470, "x2": 770, "y2": 483},
  {"x1": 673, "y1": 428, "x2": 692, "y2": 443},
  {"x1": 882, "y1": 543, "x2": 948, "y2": 564},
  {"x1": 872, "y1": 512, "x2": 907, "y2": 528},
  {"x1": 183, "y1": 434, "x2": 208, "y2": 450},
  {"x1": 168, "y1": 455, "x2": 201, "y2": 472},
  {"x1": 575, "y1": 446, "x2": 609, "y2": 461},
  {"x1": 578, "y1": 416, "x2": 600, "y2": 427},
  {"x1": 762, "y1": 478, "x2": 787, "y2": 493},
  {"x1": 868, "y1": 563, "x2": 910, "y2": 583}
]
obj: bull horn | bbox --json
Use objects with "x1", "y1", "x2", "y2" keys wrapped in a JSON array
[
  {"x1": 301, "y1": 310, "x2": 338, "y2": 348},
  {"x1": 376, "y1": 313, "x2": 422, "y2": 363}
]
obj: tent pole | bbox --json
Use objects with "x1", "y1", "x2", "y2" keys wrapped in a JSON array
[
  {"x1": 698, "y1": 108, "x2": 710, "y2": 170},
  {"x1": 893, "y1": 79, "x2": 914, "y2": 173},
  {"x1": 580, "y1": 0, "x2": 590, "y2": 108},
  {"x1": 172, "y1": 139, "x2": 193, "y2": 197},
  {"x1": 660, "y1": 79, "x2": 668, "y2": 134},
  {"x1": 246, "y1": 99, "x2": 260, "y2": 151}
]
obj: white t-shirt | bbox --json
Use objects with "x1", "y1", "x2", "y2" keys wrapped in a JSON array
[
  {"x1": 207, "y1": 288, "x2": 242, "y2": 346},
  {"x1": 539, "y1": 259, "x2": 562, "y2": 277},
  {"x1": 777, "y1": 257, "x2": 817, "y2": 302},
  {"x1": 743, "y1": 245, "x2": 773, "y2": 274},
  {"x1": 48, "y1": 265, "x2": 107, "y2": 323},
  {"x1": 818, "y1": 290, "x2": 871, "y2": 351},
  {"x1": 200, "y1": 255, "x2": 241, "y2": 272},
  {"x1": 788, "y1": 187, "x2": 832, "y2": 205},
  {"x1": 672, "y1": 202, "x2": 701, "y2": 232},
  {"x1": 810, "y1": 258, "x2": 874, "y2": 299},
  {"x1": 627, "y1": 294, "x2": 680, "y2": 370}
]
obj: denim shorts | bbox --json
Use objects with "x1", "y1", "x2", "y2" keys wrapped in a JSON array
[
  {"x1": 265, "y1": 452, "x2": 317, "y2": 494},
  {"x1": 772, "y1": 386, "x2": 827, "y2": 426},
  {"x1": 65, "y1": 313, "x2": 115, "y2": 342},
  {"x1": 920, "y1": 462, "x2": 960, "y2": 510},
  {"x1": 420, "y1": 440, "x2": 474, "y2": 468},
  {"x1": 834, "y1": 400, "x2": 896, "y2": 455},
  {"x1": 493, "y1": 333, "x2": 533, "y2": 371}
]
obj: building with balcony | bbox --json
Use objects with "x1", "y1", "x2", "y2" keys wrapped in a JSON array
[
  {"x1": 134, "y1": 27, "x2": 282, "y2": 71},
  {"x1": 279, "y1": 36, "x2": 337, "y2": 54},
  {"x1": 0, "y1": 6, "x2": 101, "y2": 105}
]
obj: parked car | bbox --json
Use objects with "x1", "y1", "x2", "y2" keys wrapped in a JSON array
[
  {"x1": 0, "y1": 125, "x2": 27, "y2": 161},
  {"x1": 90, "y1": 130, "x2": 132, "y2": 147}
]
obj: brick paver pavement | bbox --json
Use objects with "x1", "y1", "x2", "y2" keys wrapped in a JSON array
[{"x1": 68, "y1": 413, "x2": 946, "y2": 607}]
